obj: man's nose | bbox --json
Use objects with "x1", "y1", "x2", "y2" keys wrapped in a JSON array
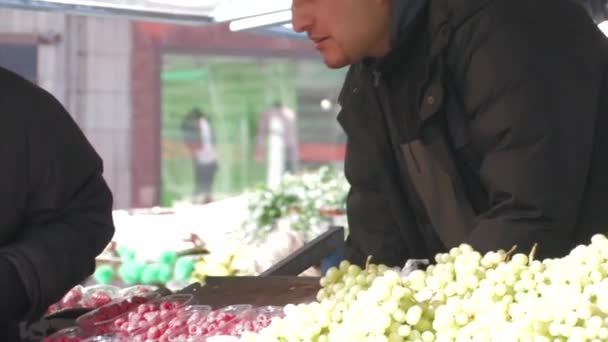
[{"x1": 291, "y1": 5, "x2": 312, "y2": 33}]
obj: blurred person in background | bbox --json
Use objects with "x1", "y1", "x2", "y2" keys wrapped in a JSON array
[
  {"x1": 181, "y1": 108, "x2": 218, "y2": 204},
  {"x1": 255, "y1": 101, "x2": 299, "y2": 188},
  {"x1": 292, "y1": 0, "x2": 608, "y2": 267},
  {"x1": 0, "y1": 67, "x2": 115, "y2": 338}
]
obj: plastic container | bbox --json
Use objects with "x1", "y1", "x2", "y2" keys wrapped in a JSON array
[
  {"x1": 46, "y1": 285, "x2": 86, "y2": 315},
  {"x1": 76, "y1": 295, "x2": 150, "y2": 335},
  {"x1": 207, "y1": 306, "x2": 284, "y2": 338},
  {"x1": 116, "y1": 294, "x2": 194, "y2": 339},
  {"x1": 82, "y1": 285, "x2": 121, "y2": 309},
  {"x1": 60, "y1": 285, "x2": 86, "y2": 309},
  {"x1": 125, "y1": 305, "x2": 213, "y2": 342},
  {"x1": 82, "y1": 337, "x2": 125, "y2": 342},
  {"x1": 42, "y1": 327, "x2": 86, "y2": 342},
  {"x1": 166, "y1": 304, "x2": 253, "y2": 342},
  {"x1": 118, "y1": 285, "x2": 159, "y2": 299},
  {"x1": 204, "y1": 337, "x2": 240, "y2": 342}
]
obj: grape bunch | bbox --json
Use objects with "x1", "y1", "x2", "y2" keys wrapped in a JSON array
[{"x1": 243, "y1": 234, "x2": 608, "y2": 341}]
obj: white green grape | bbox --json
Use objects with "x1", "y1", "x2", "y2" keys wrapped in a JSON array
[{"x1": 242, "y1": 234, "x2": 608, "y2": 342}]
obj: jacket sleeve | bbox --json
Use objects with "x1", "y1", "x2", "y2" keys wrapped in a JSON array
[
  {"x1": 0, "y1": 84, "x2": 115, "y2": 321},
  {"x1": 456, "y1": 4, "x2": 607, "y2": 257}
]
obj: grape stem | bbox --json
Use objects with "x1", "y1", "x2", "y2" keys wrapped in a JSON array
[
  {"x1": 528, "y1": 243, "x2": 539, "y2": 263},
  {"x1": 504, "y1": 245, "x2": 518, "y2": 262}
]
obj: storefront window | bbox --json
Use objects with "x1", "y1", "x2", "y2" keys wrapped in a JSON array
[{"x1": 160, "y1": 55, "x2": 346, "y2": 205}]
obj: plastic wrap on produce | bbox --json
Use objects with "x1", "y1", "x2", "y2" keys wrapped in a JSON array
[{"x1": 400, "y1": 259, "x2": 430, "y2": 277}]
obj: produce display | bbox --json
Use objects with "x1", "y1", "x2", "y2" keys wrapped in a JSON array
[
  {"x1": 167, "y1": 304, "x2": 251, "y2": 341},
  {"x1": 243, "y1": 235, "x2": 608, "y2": 341},
  {"x1": 76, "y1": 295, "x2": 151, "y2": 335},
  {"x1": 211, "y1": 306, "x2": 285, "y2": 338},
  {"x1": 121, "y1": 294, "x2": 193, "y2": 339},
  {"x1": 47, "y1": 285, "x2": 122, "y2": 315},
  {"x1": 47, "y1": 285, "x2": 158, "y2": 316},
  {"x1": 46, "y1": 298, "x2": 284, "y2": 342},
  {"x1": 240, "y1": 166, "x2": 349, "y2": 244},
  {"x1": 42, "y1": 326, "x2": 119, "y2": 342}
]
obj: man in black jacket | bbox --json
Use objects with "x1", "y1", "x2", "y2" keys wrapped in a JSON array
[
  {"x1": 292, "y1": 0, "x2": 608, "y2": 267},
  {"x1": 0, "y1": 67, "x2": 115, "y2": 337}
]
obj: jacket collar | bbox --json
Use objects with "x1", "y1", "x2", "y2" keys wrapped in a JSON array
[
  {"x1": 390, "y1": 0, "x2": 427, "y2": 48},
  {"x1": 426, "y1": 0, "x2": 494, "y2": 54}
]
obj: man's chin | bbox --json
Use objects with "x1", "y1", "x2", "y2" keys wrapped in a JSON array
[{"x1": 321, "y1": 54, "x2": 350, "y2": 69}]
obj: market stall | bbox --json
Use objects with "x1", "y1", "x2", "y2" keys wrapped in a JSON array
[
  {"x1": 3, "y1": 0, "x2": 607, "y2": 340},
  {"x1": 28, "y1": 224, "x2": 341, "y2": 340},
  {"x1": 34, "y1": 234, "x2": 608, "y2": 341}
]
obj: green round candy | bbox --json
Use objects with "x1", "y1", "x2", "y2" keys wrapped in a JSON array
[
  {"x1": 174, "y1": 258, "x2": 195, "y2": 281},
  {"x1": 118, "y1": 263, "x2": 137, "y2": 285},
  {"x1": 141, "y1": 263, "x2": 162, "y2": 284},
  {"x1": 158, "y1": 264, "x2": 173, "y2": 284},
  {"x1": 117, "y1": 246, "x2": 136, "y2": 262},
  {"x1": 119, "y1": 260, "x2": 147, "y2": 285},
  {"x1": 159, "y1": 251, "x2": 178, "y2": 265},
  {"x1": 94, "y1": 264, "x2": 115, "y2": 284}
]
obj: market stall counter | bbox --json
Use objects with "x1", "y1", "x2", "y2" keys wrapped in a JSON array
[
  {"x1": 179, "y1": 276, "x2": 320, "y2": 309},
  {"x1": 31, "y1": 276, "x2": 319, "y2": 341}
]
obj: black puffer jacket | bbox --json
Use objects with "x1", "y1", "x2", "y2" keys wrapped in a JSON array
[
  {"x1": 0, "y1": 67, "x2": 115, "y2": 337},
  {"x1": 340, "y1": 0, "x2": 608, "y2": 267}
]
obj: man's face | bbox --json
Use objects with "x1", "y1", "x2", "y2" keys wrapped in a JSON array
[{"x1": 292, "y1": 0, "x2": 390, "y2": 68}]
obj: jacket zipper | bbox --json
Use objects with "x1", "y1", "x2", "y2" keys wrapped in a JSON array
[
  {"x1": 408, "y1": 144, "x2": 421, "y2": 173},
  {"x1": 372, "y1": 70, "x2": 381, "y2": 88}
]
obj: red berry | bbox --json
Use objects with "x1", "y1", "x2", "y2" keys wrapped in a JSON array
[
  {"x1": 113, "y1": 317, "x2": 127, "y2": 329},
  {"x1": 170, "y1": 316, "x2": 185, "y2": 327},
  {"x1": 160, "y1": 301, "x2": 175, "y2": 311},
  {"x1": 119, "y1": 322, "x2": 129, "y2": 331},
  {"x1": 189, "y1": 325, "x2": 201, "y2": 335},
  {"x1": 61, "y1": 288, "x2": 83, "y2": 308},
  {"x1": 127, "y1": 311, "x2": 140, "y2": 322},
  {"x1": 246, "y1": 320, "x2": 256, "y2": 331},
  {"x1": 158, "y1": 321, "x2": 169, "y2": 332},
  {"x1": 131, "y1": 334, "x2": 145, "y2": 342},
  {"x1": 159, "y1": 309, "x2": 175, "y2": 321},
  {"x1": 136, "y1": 304, "x2": 149, "y2": 314},
  {"x1": 148, "y1": 327, "x2": 163, "y2": 339},
  {"x1": 144, "y1": 311, "x2": 160, "y2": 323},
  {"x1": 91, "y1": 291, "x2": 112, "y2": 306},
  {"x1": 220, "y1": 313, "x2": 235, "y2": 322},
  {"x1": 186, "y1": 312, "x2": 201, "y2": 324},
  {"x1": 126, "y1": 323, "x2": 140, "y2": 333}
]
